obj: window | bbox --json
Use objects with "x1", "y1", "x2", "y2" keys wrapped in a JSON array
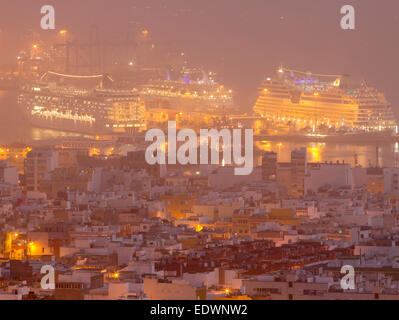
[{"x1": 255, "y1": 288, "x2": 281, "y2": 295}]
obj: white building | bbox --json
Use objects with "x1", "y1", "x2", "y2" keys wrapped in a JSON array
[{"x1": 304, "y1": 163, "x2": 353, "y2": 194}]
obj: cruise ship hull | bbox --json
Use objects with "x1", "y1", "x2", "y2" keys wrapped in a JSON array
[{"x1": 24, "y1": 111, "x2": 109, "y2": 134}]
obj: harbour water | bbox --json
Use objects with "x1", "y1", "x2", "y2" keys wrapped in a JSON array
[
  {"x1": 1, "y1": 90, "x2": 398, "y2": 168},
  {"x1": 255, "y1": 140, "x2": 399, "y2": 168}
]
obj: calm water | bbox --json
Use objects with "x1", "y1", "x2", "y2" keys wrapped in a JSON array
[
  {"x1": 1, "y1": 90, "x2": 397, "y2": 167},
  {"x1": 255, "y1": 140, "x2": 399, "y2": 168}
]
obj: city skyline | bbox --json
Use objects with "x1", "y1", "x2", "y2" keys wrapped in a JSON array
[{"x1": 1, "y1": 0, "x2": 399, "y2": 307}]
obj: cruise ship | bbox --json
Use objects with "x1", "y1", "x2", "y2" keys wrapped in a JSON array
[
  {"x1": 139, "y1": 67, "x2": 234, "y2": 113},
  {"x1": 17, "y1": 72, "x2": 147, "y2": 134},
  {"x1": 253, "y1": 68, "x2": 398, "y2": 134}
]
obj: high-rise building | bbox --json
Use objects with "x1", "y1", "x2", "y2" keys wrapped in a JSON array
[
  {"x1": 0, "y1": 160, "x2": 18, "y2": 185},
  {"x1": 25, "y1": 148, "x2": 58, "y2": 192},
  {"x1": 261, "y1": 151, "x2": 277, "y2": 181},
  {"x1": 290, "y1": 148, "x2": 307, "y2": 197}
]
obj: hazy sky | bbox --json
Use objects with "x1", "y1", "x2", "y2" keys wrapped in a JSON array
[{"x1": 1, "y1": 0, "x2": 398, "y2": 112}]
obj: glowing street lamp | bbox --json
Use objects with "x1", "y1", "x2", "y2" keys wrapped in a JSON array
[
  {"x1": 25, "y1": 241, "x2": 35, "y2": 259},
  {"x1": 59, "y1": 30, "x2": 68, "y2": 43}
]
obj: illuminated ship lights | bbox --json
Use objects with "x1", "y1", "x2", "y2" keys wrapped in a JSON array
[
  {"x1": 18, "y1": 73, "x2": 146, "y2": 133},
  {"x1": 253, "y1": 67, "x2": 397, "y2": 132}
]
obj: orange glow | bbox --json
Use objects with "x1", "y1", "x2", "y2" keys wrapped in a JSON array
[
  {"x1": 160, "y1": 142, "x2": 167, "y2": 153},
  {"x1": 27, "y1": 241, "x2": 37, "y2": 255},
  {"x1": 89, "y1": 148, "x2": 100, "y2": 156},
  {"x1": 308, "y1": 145, "x2": 324, "y2": 162},
  {"x1": 32, "y1": 44, "x2": 38, "y2": 49},
  {"x1": 105, "y1": 147, "x2": 114, "y2": 156},
  {"x1": 195, "y1": 224, "x2": 203, "y2": 232},
  {"x1": 256, "y1": 141, "x2": 271, "y2": 152}
]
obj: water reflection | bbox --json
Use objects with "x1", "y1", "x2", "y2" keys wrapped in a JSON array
[
  {"x1": 30, "y1": 127, "x2": 93, "y2": 142},
  {"x1": 255, "y1": 140, "x2": 397, "y2": 168}
]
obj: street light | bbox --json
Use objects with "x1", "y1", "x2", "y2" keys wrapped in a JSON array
[{"x1": 59, "y1": 30, "x2": 68, "y2": 44}]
